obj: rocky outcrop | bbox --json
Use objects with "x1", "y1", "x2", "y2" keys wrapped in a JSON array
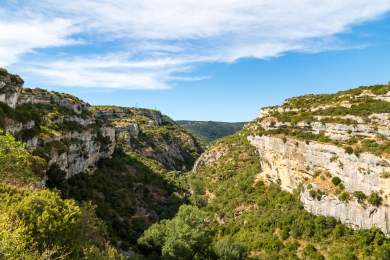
[
  {"x1": 42, "y1": 127, "x2": 115, "y2": 178},
  {"x1": 93, "y1": 106, "x2": 203, "y2": 171},
  {"x1": 0, "y1": 69, "x2": 23, "y2": 108},
  {"x1": 248, "y1": 135, "x2": 390, "y2": 195},
  {"x1": 1, "y1": 68, "x2": 202, "y2": 177},
  {"x1": 300, "y1": 190, "x2": 390, "y2": 233},
  {"x1": 18, "y1": 88, "x2": 88, "y2": 114},
  {"x1": 193, "y1": 146, "x2": 227, "y2": 172},
  {"x1": 0, "y1": 69, "x2": 116, "y2": 178},
  {"x1": 246, "y1": 83, "x2": 390, "y2": 234}
]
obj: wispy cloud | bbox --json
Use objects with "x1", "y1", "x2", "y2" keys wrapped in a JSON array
[{"x1": 1, "y1": 0, "x2": 390, "y2": 89}]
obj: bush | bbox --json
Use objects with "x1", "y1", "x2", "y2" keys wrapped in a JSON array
[
  {"x1": 303, "y1": 244, "x2": 324, "y2": 260},
  {"x1": 368, "y1": 192, "x2": 382, "y2": 207},
  {"x1": 339, "y1": 192, "x2": 351, "y2": 202},
  {"x1": 213, "y1": 238, "x2": 248, "y2": 260},
  {"x1": 344, "y1": 146, "x2": 354, "y2": 154},
  {"x1": 332, "y1": 177, "x2": 342, "y2": 186},
  {"x1": 0, "y1": 130, "x2": 46, "y2": 183},
  {"x1": 138, "y1": 205, "x2": 212, "y2": 258},
  {"x1": 353, "y1": 191, "x2": 367, "y2": 204},
  {"x1": 0, "y1": 185, "x2": 110, "y2": 259}
]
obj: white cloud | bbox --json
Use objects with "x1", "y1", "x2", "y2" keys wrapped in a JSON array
[
  {"x1": 24, "y1": 54, "x2": 205, "y2": 89},
  {"x1": 0, "y1": 12, "x2": 78, "y2": 66},
  {"x1": 1, "y1": 0, "x2": 390, "y2": 89}
]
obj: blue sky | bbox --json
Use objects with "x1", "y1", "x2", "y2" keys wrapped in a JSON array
[{"x1": 1, "y1": 1, "x2": 390, "y2": 121}]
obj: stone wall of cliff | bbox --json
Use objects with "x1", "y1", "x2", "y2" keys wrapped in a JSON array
[
  {"x1": 0, "y1": 68, "x2": 202, "y2": 180},
  {"x1": 92, "y1": 106, "x2": 203, "y2": 171},
  {"x1": 194, "y1": 83, "x2": 390, "y2": 235},
  {"x1": 246, "y1": 83, "x2": 390, "y2": 234}
]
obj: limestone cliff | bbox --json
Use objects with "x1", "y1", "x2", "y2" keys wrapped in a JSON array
[
  {"x1": 92, "y1": 106, "x2": 203, "y2": 171},
  {"x1": 249, "y1": 83, "x2": 390, "y2": 234},
  {"x1": 0, "y1": 68, "x2": 202, "y2": 180},
  {"x1": 0, "y1": 69, "x2": 116, "y2": 178},
  {"x1": 195, "y1": 82, "x2": 390, "y2": 234}
]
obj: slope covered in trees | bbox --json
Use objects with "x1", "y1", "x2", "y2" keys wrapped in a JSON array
[
  {"x1": 177, "y1": 120, "x2": 246, "y2": 144},
  {"x1": 0, "y1": 131, "x2": 123, "y2": 259},
  {"x1": 137, "y1": 129, "x2": 390, "y2": 259}
]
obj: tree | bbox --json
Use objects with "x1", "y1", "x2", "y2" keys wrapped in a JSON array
[
  {"x1": 0, "y1": 130, "x2": 46, "y2": 183},
  {"x1": 368, "y1": 192, "x2": 382, "y2": 207},
  {"x1": 331, "y1": 177, "x2": 342, "y2": 186},
  {"x1": 138, "y1": 205, "x2": 212, "y2": 259},
  {"x1": 353, "y1": 191, "x2": 366, "y2": 204},
  {"x1": 0, "y1": 186, "x2": 111, "y2": 259},
  {"x1": 214, "y1": 238, "x2": 248, "y2": 260}
]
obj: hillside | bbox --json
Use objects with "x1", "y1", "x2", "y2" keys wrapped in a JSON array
[
  {"x1": 138, "y1": 82, "x2": 390, "y2": 259},
  {"x1": 0, "y1": 68, "x2": 202, "y2": 258},
  {"x1": 176, "y1": 120, "x2": 246, "y2": 144},
  {"x1": 2, "y1": 66, "x2": 390, "y2": 259}
]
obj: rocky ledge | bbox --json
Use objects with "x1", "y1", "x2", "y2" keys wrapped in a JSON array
[
  {"x1": 0, "y1": 68, "x2": 202, "y2": 180},
  {"x1": 92, "y1": 106, "x2": 203, "y2": 171},
  {"x1": 246, "y1": 83, "x2": 390, "y2": 234}
]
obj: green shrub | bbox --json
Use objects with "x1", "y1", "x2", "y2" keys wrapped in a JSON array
[
  {"x1": 138, "y1": 205, "x2": 212, "y2": 258},
  {"x1": 0, "y1": 185, "x2": 113, "y2": 259},
  {"x1": 332, "y1": 177, "x2": 342, "y2": 186},
  {"x1": 344, "y1": 146, "x2": 354, "y2": 154},
  {"x1": 367, "y1": 192, "x2": 382, "y2": 207},
  {"x1": 303, "y1": 244, "x2": 324, "y2": 260},
  {"x1": 353, "y1": 191, "x2": 367, "y2": 204},
  {"x1": 0, "y1": 130, "x2": 46, "y2": 183},
  {"x1": 339, "y1": 192, "x2": 351, "y2": 202},
  {"x1": 213, "y1": 238, "x2": 248, "y2": 260}
]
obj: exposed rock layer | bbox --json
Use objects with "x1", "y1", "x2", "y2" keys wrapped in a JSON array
[{"x1": 0, "y1": 69, "x2": 202, "y2": 179}]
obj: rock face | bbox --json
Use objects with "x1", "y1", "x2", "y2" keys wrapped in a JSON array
[
  {"x1": 0, "y1": 68, "x2": 202, "y2": 178},
  {"x1": 300, "y1": 190, "x2": 390, "y2": 233},
  {"x1": 0, "y1": 69, "x2": 23, "y2": 108},
  {"x1": 193, "y1": 146, "x2": 227, "y2": 172},
  {"x1": 18, "y1": 88, "x2": 89, "y2": 114},
  {"x1": 248, "y1": 135, "x2": 390, "y2": 233},
  {"x1": 245, "y1": 83, "x2": 390, "y2": 234},
  {"x1": 0, "y1": 70, "x2": 116, "y2": 178},
  {"x1": 93, "y1": 106, "x2": 203, "y2": 171}
]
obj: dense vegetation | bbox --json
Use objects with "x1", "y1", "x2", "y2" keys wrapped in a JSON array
[
  {"x1": 281, "y1": 83, "x2": 390, "y2": 110},
  {"x1": 256, "y1": 83, "x2": 390, "y2": 158},
  {"x1": 137, "y1": 130, "x2": 390, "y2": 259},
  {"x1": 0, "y1": 132, "x2": 122, "y2": 259},
  {"x1": 177, "y1": 120, "x2": 246, "y2": 144},
  {"x1": 2, "y1": 69, "x2": 390, "y2": 259},
  {"x1": 54, "y1": 149, "x2": 186, "y2": 251}
]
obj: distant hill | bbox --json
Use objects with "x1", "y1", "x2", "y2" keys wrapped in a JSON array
[{"x1": 176, "y1": 120, "x2": 247, "y2": 144}]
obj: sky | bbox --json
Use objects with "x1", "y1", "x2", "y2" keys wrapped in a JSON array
[{"x1": 1, "y1": 1, "x2": 390, "y2": 122}]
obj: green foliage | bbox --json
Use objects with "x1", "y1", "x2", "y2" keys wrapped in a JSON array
[
  {"x1": 61, "y1": 150, "x2": 185, "y2": 250},
  {"x1": 309, "y1": 189, "x2": 325, "y2": 201},
  {"x1": 0, "y1": 184, "x2": 118, "y2": 259},
  {"x1": 339, "y1": 192, "x2": 351, "y2": 202},
  {"x1": 361, "y1": 139, "x2": 390, "y2": 156},
  {"x1": 177, "y1": 120, "x2": 246, "y2": 144},
  {"x1": 367, "y1": 192, "x2": 382, "y2": 207},
  {"x1": 138, "y1": 205, "x2": 212, "y2": 259},
  {"x1": 303, "y1": 244, "x2": 324, "y2": 260},
  {"x1": 331, "y1": 176, "x2": 342, "y2": 186},
  {"x1": 138, "y1": 129, "x2": 390, "y2": 259},
  {"x1": 353, "y1": 191, "x2": 367, "y2": 204},
  {"x1": 0, "y1": 130, "x2": 46, "y2": 183},
  {"x1": 344, "y1": 146, "x2": 354, "y2": 154},
  {"x1": 0, "y1": 131, "x2": 119, "y2": 259},
  {"x1": 213, "y1": 237, "x2": 248, "y2": 260}
]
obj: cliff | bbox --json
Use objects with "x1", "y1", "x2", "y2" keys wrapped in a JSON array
[
  {"x1": 0, "y1": 68, "x2": 202, "y2": 180},
  {"x1": 92, "y1": 106, "x2": 203, "y2": 171},
  {"x1": 195, "y1": 82, "x2": 390, "y2": 235}
]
